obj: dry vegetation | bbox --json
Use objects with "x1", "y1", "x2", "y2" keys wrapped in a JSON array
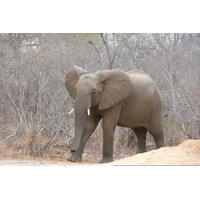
[{"x1": 0, "y1": 33, "x2": 199, "y2": 163}]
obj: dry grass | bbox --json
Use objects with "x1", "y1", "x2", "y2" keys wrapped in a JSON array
[
  {"x1": 0, "y1": 122, "x2": 188, "y2": 163},
  {"x1": 0, "y1": 124, "x2": 135, "y2": 162},
  {"x1": 0, "y1": 125, "x2": 68, "y2": 162}
]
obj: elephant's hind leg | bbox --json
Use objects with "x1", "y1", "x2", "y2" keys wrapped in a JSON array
[
  {"x1": 148, "y1": 126, "x2": 164, "y2": 149},
  {"x1": 154, "y1": 135, "x2": 164, "y2": 149},
  {"x1": 133, "y1": 127, "x2": 147, "y2": 153}
]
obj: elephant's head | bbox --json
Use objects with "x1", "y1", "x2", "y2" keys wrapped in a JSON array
[{"x1": 65, "y1": 65, "x2": 132, "y2": 152}]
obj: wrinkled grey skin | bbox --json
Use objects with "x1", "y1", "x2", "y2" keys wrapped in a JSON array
[{"x1": 65, "y1": 66, "x2": 164, "y2": 163}]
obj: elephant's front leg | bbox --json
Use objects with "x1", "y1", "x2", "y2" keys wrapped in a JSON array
[
  {"x1": 99, "y1": 112, "x2": 120, "y2": 163},
  {"x1": 68, "y1": 115, "x2": 101, "y2": 162},
  {"x1": 99, "y1": 123, "x2": 115, "y2": 163}
]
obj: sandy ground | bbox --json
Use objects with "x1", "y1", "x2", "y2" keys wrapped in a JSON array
[
  {"x1": 106, "y1": 140, "x2": 200, "y2": 165},
  {"x1": 0, "y1": 140, "x2": 200, "y2": 166}
]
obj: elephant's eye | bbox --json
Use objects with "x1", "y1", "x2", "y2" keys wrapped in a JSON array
[{"x1": 92, "y1": 91, "x2": 96, "y2": 95}]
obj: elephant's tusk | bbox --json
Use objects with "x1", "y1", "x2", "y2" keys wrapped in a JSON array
[
  {"x1": 87, "y1": 109, "x2": 90, "y2": 116},
  {"x1": 68, "y1": 108, "x2": 74, "y2": 115}
]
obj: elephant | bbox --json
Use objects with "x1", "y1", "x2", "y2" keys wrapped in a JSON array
[{"x1": 65, "y1": 65, "x2": 164, "y2": 163}]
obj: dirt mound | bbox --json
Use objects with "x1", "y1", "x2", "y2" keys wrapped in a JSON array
[{"x1": 106, "y1": 140, "x2": 200, "y2": 165}]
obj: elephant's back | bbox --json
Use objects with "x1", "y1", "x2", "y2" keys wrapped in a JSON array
[
  {"x1": 126, "y1": 70, "x2": 157, "y2": 98},
  {"x1": 126, "y1": 69, "x2": 162, "y2": 112},
  {"x1": 118, "y1": 70, "x2": 162, "y2": 128},
  {"x1": 127, "y1": 70, "x2": 154, "y2": 83}
]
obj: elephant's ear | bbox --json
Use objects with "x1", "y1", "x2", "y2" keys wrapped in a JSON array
[
  {"x1": 65, "y1": 65, "x2": 87, "y2": 99},
  {"x1": 97, "y1": 69, "x2": 132, "y2": 110}
]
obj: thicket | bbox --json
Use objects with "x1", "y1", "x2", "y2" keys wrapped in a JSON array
[{"x1": 0, "y1": 33, "x2": 199, "y2": 160}]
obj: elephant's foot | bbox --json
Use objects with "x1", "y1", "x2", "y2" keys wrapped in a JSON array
[
  {"x1": 67, "y1": 154, "x2": 82, "y2": 162},
  {"x1": 99, "y1": 157, "x2": 113, "y2": 163},
  {"x1": 136, "y1": 148, "x2": 146, "y2": 154}
]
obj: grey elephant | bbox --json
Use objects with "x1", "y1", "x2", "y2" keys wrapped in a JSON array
[{"x1": 65, "y1": 65, "x2": 164, "y2": 163}]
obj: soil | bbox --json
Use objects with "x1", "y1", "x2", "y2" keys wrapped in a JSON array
[
  {"x1": 106, "y1": 139, "x2": 200, "y2": 165},
  {"x1": 0, "y1": 140, "x2": 200, "y2": 166}
]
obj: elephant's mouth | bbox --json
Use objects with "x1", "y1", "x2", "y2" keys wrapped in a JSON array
[{"x1": 71, "y1": 150, "x2": 76, "y2": 153}]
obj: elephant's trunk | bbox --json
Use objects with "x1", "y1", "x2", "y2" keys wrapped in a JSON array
[
  {"x1": 71, "y1": 111, "x2": 86, "y2": 152},
  {"x1": 71, "y1": 93, "x2": 91, "y2": 152}
]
